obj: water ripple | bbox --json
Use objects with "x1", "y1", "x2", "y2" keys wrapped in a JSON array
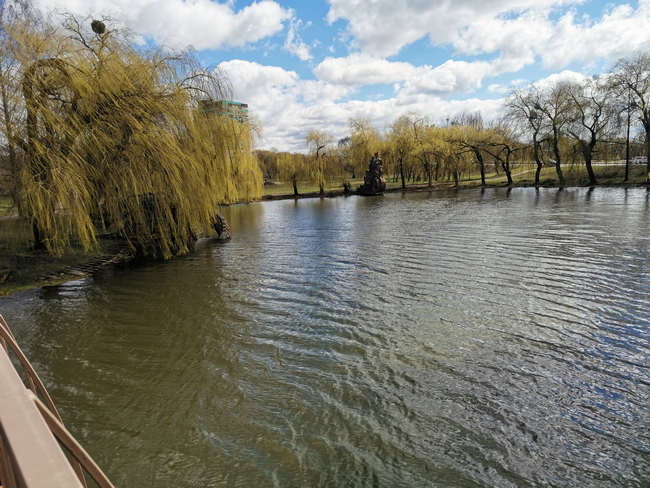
[{"x1": 1, "y1": 187, "x2": 649, "y2": 487}]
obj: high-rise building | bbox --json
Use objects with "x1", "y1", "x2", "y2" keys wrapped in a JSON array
[{"x1": 199, "y1": 100, "x2": 248, "y2": 123}]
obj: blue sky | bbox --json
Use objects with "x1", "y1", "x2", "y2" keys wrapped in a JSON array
[{"x1": 34, "y1": 1, "x2": 650, "y2": 150}]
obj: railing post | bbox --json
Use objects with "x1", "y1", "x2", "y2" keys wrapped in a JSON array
[
  {"x1": 0, "y1": 347, "x2": 84, "y2": 488},
  {"x1": 0, "y1": 315, "x2": 114, "y2": 488}
]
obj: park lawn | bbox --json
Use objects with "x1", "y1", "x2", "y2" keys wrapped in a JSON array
[
  {"x1": 450, "y1": 163, "x2": 647, "y2": 189},
  {"x1": 510, "y1": 164, "x2": 648, "y2": 187},
  {"x1": 264, "y1": 164, "x2": 646, "y2": 197},
  {"x1": 263, "y1": 178, "x2": 366, "y2": 196},
  {"x1": 263, "y1": 168, "x2": 508, "y2": 197}
]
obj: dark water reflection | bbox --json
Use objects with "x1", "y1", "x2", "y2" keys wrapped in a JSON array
[{"x1": 2, "y1": 188, "x2": 649, "y2": 487}]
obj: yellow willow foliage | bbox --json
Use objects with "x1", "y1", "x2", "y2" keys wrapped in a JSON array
[
  {"x1": 277, "y1": 152, "x2": 307, "y2": 182},
  {"x1": 9, "y1": 17, "x2": 261, "y2": 257},
  {"x1": 442, "y1": 126, "x2": 475, "y2": 180}
]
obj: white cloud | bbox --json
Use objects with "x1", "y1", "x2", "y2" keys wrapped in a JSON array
[
  {"x1": 219, "y1": 59, "x2": 504, "y2": 152},
  {"x1": 326, "y1": 0, "x2": 573, "y2": 57},
  {"x1": 314, "y1": 54, "x2": 419, "y2": 85},
  {"x1": 218, "y1": 59, "x2": 351, "y2": 150},
  {"x1": 540, "y1": 2, "x2": 650, "y2": 69},
  {"x1": 284, "y1": 17, "x2": 313, "y2": 61},
  {"x1": 314, "y1": 55, "x2": 493, "y2": 94},
  {"x1": 326, "y1": 0, "x2": 650, "y2": 74},
  {"x1": 400, "y1": 60, "x2": 493, "y2": 95},
  {"x1": 487, "y1": 78, "x2": 529, "y2": 94},
  {"x1": 531, "y1": 70, "x2": 589, "y2": 90},
  {"x1": 32, "y1": 0, "x2": 291, "y2": 50}
]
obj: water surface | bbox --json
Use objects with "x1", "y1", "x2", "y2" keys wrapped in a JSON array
[{"x1": 2, "y1": 188, "x2": 649, "y2": 487}]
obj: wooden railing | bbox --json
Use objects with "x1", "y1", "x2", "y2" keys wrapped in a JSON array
[{"x1": 0, "y1": 315, "x2": 114, "y2": 488}]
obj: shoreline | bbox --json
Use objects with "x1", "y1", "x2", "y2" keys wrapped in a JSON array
[
  {"x1": 2, "y1": 179, "x2": 647, "y2": 297},
  {"x1": 261, "y1": 178, "x2": 649, "y2": 202},
  {"x1": 0, "y1": 239, "x2": 135, "y2": 297}
]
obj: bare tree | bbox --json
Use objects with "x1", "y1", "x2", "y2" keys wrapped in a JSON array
[
  {"x1": 448, "y1": 114, "x2": 490, "y2": 187},
  {"x1": 506, "y1": 88, "x2": 547, "y2": 187},
  {"x1": 565, "y1": 79, "x2": 615, "y2": 186},
  {"x1": 482, "y1": 121, "x2": 523, "y2": 186},
  {"x1": 612, "y1": 54, "x2": 650, "y2": 184},
  {"x1": 535, "y1": 82, "x2": 573, "y2": 186}
]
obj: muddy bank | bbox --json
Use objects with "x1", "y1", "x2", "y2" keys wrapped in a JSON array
[{"x1": 0, "y1": 238, "x2": 135, "y2": 296}]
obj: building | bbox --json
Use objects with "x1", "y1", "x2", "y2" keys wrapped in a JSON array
[{"x1": 199, "y1": 100, "x2": 248, "y2": 123}]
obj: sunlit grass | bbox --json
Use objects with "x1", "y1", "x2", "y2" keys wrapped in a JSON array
[{"x1": 263, "y1": 163, "x2": 646, "y2": 197}]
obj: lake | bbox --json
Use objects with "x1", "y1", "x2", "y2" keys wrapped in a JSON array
[{"x1": 1, "y1": 187, "x2": 649, "y2": 487}]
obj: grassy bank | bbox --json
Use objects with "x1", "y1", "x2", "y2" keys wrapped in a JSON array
[{"x1": 263, "y1": 163, "x2": 648, "y2": 199}]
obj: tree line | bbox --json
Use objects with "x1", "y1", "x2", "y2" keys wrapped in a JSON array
[
  {"x1": 0, "y1": 1, "x2": 262, "y2": 257},
  {"x1": 257, "y1": 54, "x2": 650, "y2": 195}
]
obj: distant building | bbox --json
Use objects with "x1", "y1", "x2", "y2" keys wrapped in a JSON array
[{"x1": 199, "y1": 100, "x2": 248, "y2": 123}]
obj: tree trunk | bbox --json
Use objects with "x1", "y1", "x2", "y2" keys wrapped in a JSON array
[
  {"x1": 453, "y1": 170, "x2": 459, "y2": 187},
  {"x1": 554, "y1": 161, "x2": 564, "y2": 186},
  {"x1": 0, "y1": 83, "x2": 18, "y2": 202},
  {"x1": 533, "y1": 136, "x2": 542, "y2": 188},
  {"x1": 292, "y1": 177, "x2": 298, "y2": 197},
  {"x1": 646, "y1": 128, "x2": 650, "y2": 185},
  {"x1": 585, "y1": 152, "x2": 597, "y2": 186},
  {"x1": 32, "y1": 220, "x2": 45, "y2": 250},
  {"x1": 552, "y1": 129, "x2": 565, "y2": 186},
  {"x1": 23, "y1": 66, "x2": 46, "y2": 250},
  {"x1": 535, "y1": 163, "x2": 543, "y2": 187},
  {"x1": 502, "y1": 162, "x2": 513, "y2": 186},
  {"x1": 474, "y1": 150, "x2": 485, "y2": 186},
  {"x1": 399, "y1": 157, "x2": 406, "y2": 190},
  {"x1": 624, "y1": 105, "x2": 630, "y2": 182}
]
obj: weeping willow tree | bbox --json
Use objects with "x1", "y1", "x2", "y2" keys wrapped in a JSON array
[{"x1": 4, "y1": 11, "x2": 261, "y2": 257}]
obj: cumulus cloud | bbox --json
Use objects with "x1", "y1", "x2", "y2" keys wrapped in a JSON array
[
  {"x1": 540, "y1": 2, "x2": 650, "y2": 69},
  {"x1": 399, "y1": 60, "x2": 493, "y2": 95},
  {"x1": 454, "y1": 1, "x2": 650, "y2": 71},
  {"x1": 326, "y1": 0, "x2": 573, "y2": 57},
  {"x1": 314, "y1": 54, "x2": 419, "y2": 85},
  {"x1": 219, "y1": 59, "x2": 504, "y2": 151},
  {"x1": 531, "y1": 70, "x2": 589, "y2": 90},
  {"x1": 314, "y1": 55, "x2": 493, "y2": 95},
  {"x1": 284, "y1": 17, "x2": 313, "y2": 61},
  {"x1": 31, "y1": 0, "x2": 291, "y2": 50},
  {"x1": 327, "y1": 0, "x2": 650, "y2": 73},
  {"x1": 218, "y1": 59, "x2": 352, "y2": 149}
]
